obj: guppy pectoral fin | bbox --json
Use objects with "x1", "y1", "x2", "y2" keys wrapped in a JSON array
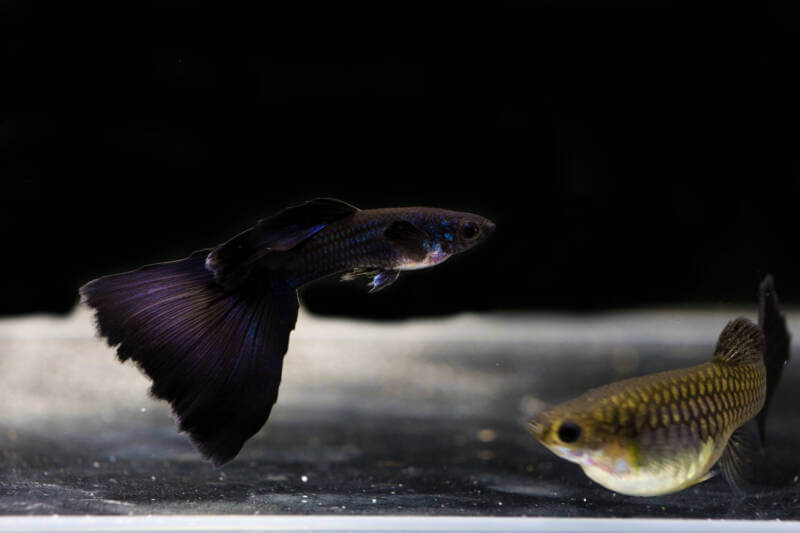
[
  {"x1": 340, "y1": 268, "x2": 400, "y2": 293},
  {"x1": 692, "y1": 470, "x2": 717, "y2": 487},
  {"x1": 368, "y1": 270, "x2": 400, "y2": 293}
]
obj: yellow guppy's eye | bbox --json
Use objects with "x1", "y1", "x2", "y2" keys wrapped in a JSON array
[{"x1": 556, "y1": 420, "x2": 582, "y2": 443}]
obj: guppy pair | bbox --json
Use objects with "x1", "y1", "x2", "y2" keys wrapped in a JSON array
[{"x1": 82, "y1": 198, "x2": 790, "y2": 497}]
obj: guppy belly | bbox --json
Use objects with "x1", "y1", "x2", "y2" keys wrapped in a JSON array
[{"x1": 581, "y1": 431, "x2": 727, "y2": 496}]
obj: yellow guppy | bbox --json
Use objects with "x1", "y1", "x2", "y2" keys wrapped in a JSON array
[{"x1": 528, "y1": 276, "x2": 790, "y2": 496}]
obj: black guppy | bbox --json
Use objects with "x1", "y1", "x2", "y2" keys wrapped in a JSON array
[{"x1": 81, "y1": 198, "x2": 494, "y2": 465}]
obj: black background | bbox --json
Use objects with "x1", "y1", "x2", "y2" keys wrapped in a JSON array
[{"x1": 3, "y1": 2, "x2": 799, "y2": 318}]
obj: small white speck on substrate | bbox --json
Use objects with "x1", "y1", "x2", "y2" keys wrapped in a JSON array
[
  {"x1": 140, "y1": 408, "x2": 146, "y2": 413},
  {"x1": 583, "y1": 498, "x2": 587, "y2": 502},
  {"x1": 301, "y1": 475, "x2": 308, "y2": 483},
  {"x1": 92, "y1": 461, "x2": 100, "y2": 468},
  {"x1": 371, "y1": 498, "x2": 377, "y2": 503},
  {"x1": 498, "y1": 501, "x2": 503, "y2": 506}
]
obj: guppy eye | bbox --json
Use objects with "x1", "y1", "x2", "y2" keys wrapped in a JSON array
[
  {"x1": 557, "y1": 420, "x2": 582, "y2": 443},
  {"x1": 461, "y1": 222, "x2": 479, "y2": 240}
]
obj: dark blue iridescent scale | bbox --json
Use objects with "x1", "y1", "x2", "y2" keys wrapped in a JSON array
[
  {"x1": 285, "y1": 218, "x2": 390, "y2": 288},
  {"x1": 273, "y1": 208, "x2": 442, "y2": 290}
]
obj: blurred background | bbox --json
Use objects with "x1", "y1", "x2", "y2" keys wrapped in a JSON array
[{"x1": 3, "y1": 1, "x2": 799, "y2": 318}]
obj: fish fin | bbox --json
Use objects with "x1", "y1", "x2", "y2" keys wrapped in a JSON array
[
  {"x1": 207, "y1": 198, "x2": 359, "y2": 289},
  {"x1": 80, "y1": 250, "x2": 299, "y2": 466},
  {"x1": 340, "y1": 268, "x2": 399, "y2": 292},
  {"x1": 711, "y1": 317, "x2": 765, "y2": 366},
  {"x1": 757, "y1": 275, "x2": 791, "y2": 444},
  {"x1": 384, "y1": 220, "x2": 429, "y2": 261},
  {"x1": 340, "y1": 268, "x2": 381, "y2": 282},
  {"x1": 719, "y1": 420, "x2": 764, "y2": 494},
  {"x1": 368, "y1": 270, "x2": 400, "y2": 293},
  {"x1": 685, "y1": 469, "x2": 717, "y2": 490}
]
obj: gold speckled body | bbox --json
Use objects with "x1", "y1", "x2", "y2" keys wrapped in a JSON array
[
  {"x1": 529, "y1": 333, "x2": 767, "y2": 496},
  {"x1": 566, "y1": 361, "x2": 762, "y2": 495},
  {"x1": 529, "y1": 279, "x2": 789, "y2": 496},
  {"x1": 583, "y1": 361, "x2": 765, "y2": 445}
]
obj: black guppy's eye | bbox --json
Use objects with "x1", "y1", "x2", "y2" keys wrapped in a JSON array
[
  {"x1": 461, "y1": 222, "x2": 479, "y2": 240},
  {"x1": 557, "y1": 420, "x2": 582, "y2": 443}
]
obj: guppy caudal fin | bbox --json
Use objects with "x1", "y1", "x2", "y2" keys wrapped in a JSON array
[
  {"x1": 717, "y1": 275, "x2": 790, "y2": 494},
  {"x1": 80, "y1": 250, "x2": 299, "y2": 465},
  {"x1": 757, "y1": 274, "x2": 791, "y2": 444}
]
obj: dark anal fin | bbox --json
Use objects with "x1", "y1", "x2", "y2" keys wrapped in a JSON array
[
  {"x1": 384, "y1": 220, "x2": 429, "y2": 262},
  {"x1": 80, "y1": 250, "x2": 299, "y2": 466},
  {"x1": 340, "y1": 268, "x2": 381, "y2": 282},
  {"x1": 207, "y1": 198, "x2": 359, "y2": 289},
  {"x1": 719, "y1": 420, "x2": 764, "y2": 494},
  {"x1": 757, "y1": 275, "x2": 791, "y2": 444},
  {"x1": 712, "y1": 318, "x2": 765, "y2": 366}
]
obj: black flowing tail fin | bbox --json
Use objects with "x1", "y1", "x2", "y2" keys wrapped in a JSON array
[
  {"x1": 757, "y1": 275, "x2": 791, "y2": 444},
  {"x1": 80, "y1": 250, "x2": 299, "y2": 465}
]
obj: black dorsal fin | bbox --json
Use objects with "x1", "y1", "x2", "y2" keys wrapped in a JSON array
[
  {"x1": 711, "y1": 318, "x2": 765, "y2": 366},
  {"x1": 206, "y1": 198, "x2": 359, "y2": 289},
  {"x1": 756, "y1": 275, "x2": 791, "y2": 443}
]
